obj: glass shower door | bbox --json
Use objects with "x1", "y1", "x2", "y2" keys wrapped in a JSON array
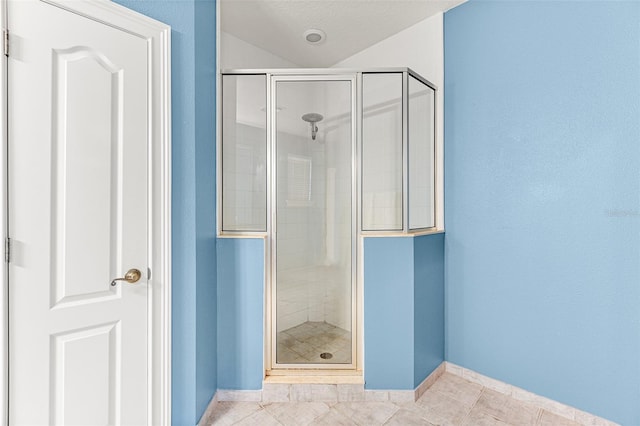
[{"x1": 273, "y1": 78, "x2": 354, "y2": 367}]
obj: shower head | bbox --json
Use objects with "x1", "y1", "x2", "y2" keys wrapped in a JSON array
[
  {"x1": 301, "y1": 113, "x2": 324, "y2": 140},
  {"x1": 301, "y1": 112, "x2": 324, "y2": 123}
]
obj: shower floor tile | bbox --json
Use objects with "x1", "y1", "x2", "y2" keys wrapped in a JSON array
[{"x1": 277, "y1": 321, "x2": 351, "y2": 364}]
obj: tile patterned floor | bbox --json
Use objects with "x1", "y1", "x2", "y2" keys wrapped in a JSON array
[
  {"x1": 277, "y1": 321, "x2": 351, "y2": 364},
  {"x1": 203, "y1": 373, "x2": 585, "y2": 425}
]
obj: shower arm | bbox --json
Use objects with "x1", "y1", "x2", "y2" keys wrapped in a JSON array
[{"x1": 301, "y1": 112, "x2": 324, "y2": 141}]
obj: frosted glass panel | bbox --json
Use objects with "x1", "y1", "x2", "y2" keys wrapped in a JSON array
[
  {"x1": 222, "y1": 74, "x2": 267, "y2": 231},
  {"x1": 275, "y1": 80, "x2": 353, "y2": 365},
  {"x1": 408, "y1": 75, "x2": 435, "y2": 230},
  {"x1": 362, "y1": 73, "x2": 403, "y2": 231}
]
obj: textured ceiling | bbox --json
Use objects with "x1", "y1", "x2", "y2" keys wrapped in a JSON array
[{"x1": 221, "y1": 0, "x2": 466, "y2": 67}]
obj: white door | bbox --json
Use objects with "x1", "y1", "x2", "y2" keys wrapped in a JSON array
[{"x1": 8, "y1": 0, "x2": 149, "y2": 424}]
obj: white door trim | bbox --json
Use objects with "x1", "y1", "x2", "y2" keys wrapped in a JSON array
[
  {"x1": 0, "y1": 2, "x2": 7, "y2": 425},
  {"x1": 0, "y1": 1, "x2": 172, "y2": 425}
]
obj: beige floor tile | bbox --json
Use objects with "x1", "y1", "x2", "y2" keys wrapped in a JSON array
[
  {"x1": 574, "y1": 410, "x2": 619, "y2": 426},
  {"x1": 290, "y1": 384, "x2": 315, "y2": 402},
  {"x1": 233, "y1": 408, "x2": 282, "y2": 426},
  {"x1": 384, "y1": 408, "x2": 436, "y2": 425},
  {"x1": 278, "y1": 334, "x2": 297, "y2": 348},
  {"x1": 337, "y1": 384, "x2": 365, "y2": 402},
  {"x1": 206, "y1": 369, "x2": 617, "y2": 426},
  {"x1": 333, "y1": 402, "x2": 400, "y2": 425},
  {"x1": 364, "y1": 390, "x2": 389, "y2": 402},
  {"x1": 262, "y1": 384, "x2": 290, "y2": 403},
  {"x1": 538, "y1": 410, "x2": 581, "y2": 426},
  {"x1": 277, "y1": 322, "x2": 351, "y2": 364},
  {"x1": 511, "y1": 387, "x2": 576, "y2": 420},
  {"x1": 393, "y1": 400, "x2": 421, "y2": 409},
  {"x1": 415, "y1": 388, "x2": 474, "y2": 425},
  {"x1": 388, "y1": 391, "x2": 416, "y2": 403},
  {"x1": 427, "y1": 373, "x2": 483, "y2": 406},
  {"x1": 286, "y1": 327, "x2": 313, "y2": 341},
  {"x1": 461, "y1": 408, "x2": 510, "y2": 426},
  {"x1": 263, "y1": 402, "x2": 331, "y2": 426},
  {"x1": 310, "y1": 385, "x2": 338, "y2": 403},
  {"x1": 205, "y1": 402, "x2": 262, "y2": 425},
  {"x1": 290, "y1": 341, "x2": 318, "y2": 357},
  {"x1": 277, "y1": 347, "x2": 300, "y2": 364},
  {"x1": 309, "y1": 408, "x2": 358, "y2": 425},
  {"x1": 461, "y1": 369, "x2": 512, "y2": 395},
  {"x1": 474, "y1": 388, "x2": 540, "y2": 424}
]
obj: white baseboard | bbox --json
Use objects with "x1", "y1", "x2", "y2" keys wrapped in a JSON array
[{"x1": 444, "y1": 362, "x2": 618, "y2": 426}]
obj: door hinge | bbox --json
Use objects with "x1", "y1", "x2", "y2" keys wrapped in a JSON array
[
  {"x1": 5, "y1": 238, "x2": 10, "y2": 263},
  {"x1": 3, "y1": 29, "x2": 8, "y2": 57}
]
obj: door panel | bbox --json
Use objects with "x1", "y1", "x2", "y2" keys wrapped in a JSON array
[
  {"x1": 8, "y1": 0, "x2": 148, "y2": 424},
  {"x1": 51, "y1": 47, "x2": 124, "y2": 308},
  {"x1": 273, "y1": 79, "x2": 355, "y2": 368},
  {"x1": 51, "y1": 322, "x2": 120, "y2": 425}
]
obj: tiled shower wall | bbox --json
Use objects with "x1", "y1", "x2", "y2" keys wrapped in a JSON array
[
  {"x1": 361, "y1": 114, "x2": 403, "y2": 230},
  {"x1": 276, "y1": 122, "x2": 352, "y2": 333},
  {"x1": 361, "y1": 73, "x2": 435, "y2": 232},
  {"x1": 221, "y1": 123, "x2": 267, "y2": 230},
  {"x1": 276, "y1": 130, "x2": 327, "y2": 331},
  {"x1": 362, "y1": 74, "x2": 403, "y2": 231}
]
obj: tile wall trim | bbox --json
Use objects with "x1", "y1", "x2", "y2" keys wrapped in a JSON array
[
  {"x1": 197, "y1": 391, "x2": 219, "y2": 426},
  {"x1": 216, "y1": 390, "x2": 263, "y2": 402},
  {"x1": 415, "y1": 361, "x2": 446, "y2": 400},
  {"x1": 208, "y1": 362, "x2": 447, "y2": 405},
  {"x1": 199, "y1": 361, "x2": 617, "y2": 426},
  {"x1": 444, "y1": 362, "x2": 618, "y2": 426}
]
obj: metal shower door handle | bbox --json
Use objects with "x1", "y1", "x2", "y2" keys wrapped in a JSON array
[{"x1": 111, "y1": 268, "x2": 142, "y2": 286}]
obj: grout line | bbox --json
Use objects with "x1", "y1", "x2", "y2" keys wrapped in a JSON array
[
  {"x1": 457, "y1": 384, "x2": 482, "y2": 425},
  {"x1": 534, "y1": 408, "x2": 544, "y2": 425}
]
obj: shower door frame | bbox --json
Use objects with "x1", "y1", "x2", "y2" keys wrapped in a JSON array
[{"x1": 267, "y1": 73, "x2": 360, "y2": 372}]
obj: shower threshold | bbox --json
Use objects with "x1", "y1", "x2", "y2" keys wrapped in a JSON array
[{"x1": 263, "y1": 374, "x2": 363, "y2": 384}]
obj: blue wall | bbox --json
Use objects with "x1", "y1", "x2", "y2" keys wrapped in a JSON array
[
  {"x1": 111, "y1": 1, "x2": 217, "y2": 424},
  {"x1": 194, "y1": 0, "x2": 218, "y2": 418},
  {"x1": 414, "y1": 233, "x2": 444, "y2": 388},
  {"x1": 364, "y1": 237, "x2": 414, "y2": 389},
  {"x1": 364, "y1": 235, "x2": 445, "y2": 390},
  {"x1": 444, "y1": 1, "x2": 640, "y2": 424},
  {"x1": 217, "y1": 239, "x2": 264, "y2": 390}
]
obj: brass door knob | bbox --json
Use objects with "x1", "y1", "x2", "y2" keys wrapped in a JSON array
[{"x1": 110, "y1": 269, "x2": 142, "y2": 286}]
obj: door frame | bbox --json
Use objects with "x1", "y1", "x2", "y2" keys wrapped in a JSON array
[
  {"x1": 0, "y1": 0, "x2": 172, "y2": 424},
  {"x1": 267, "y1": 74, "x2": 359, "y2": 371}
]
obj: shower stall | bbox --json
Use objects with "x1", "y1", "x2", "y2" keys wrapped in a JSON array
[{"x1": 219, "y1": 69, "x2": 437, "y2": 372}]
